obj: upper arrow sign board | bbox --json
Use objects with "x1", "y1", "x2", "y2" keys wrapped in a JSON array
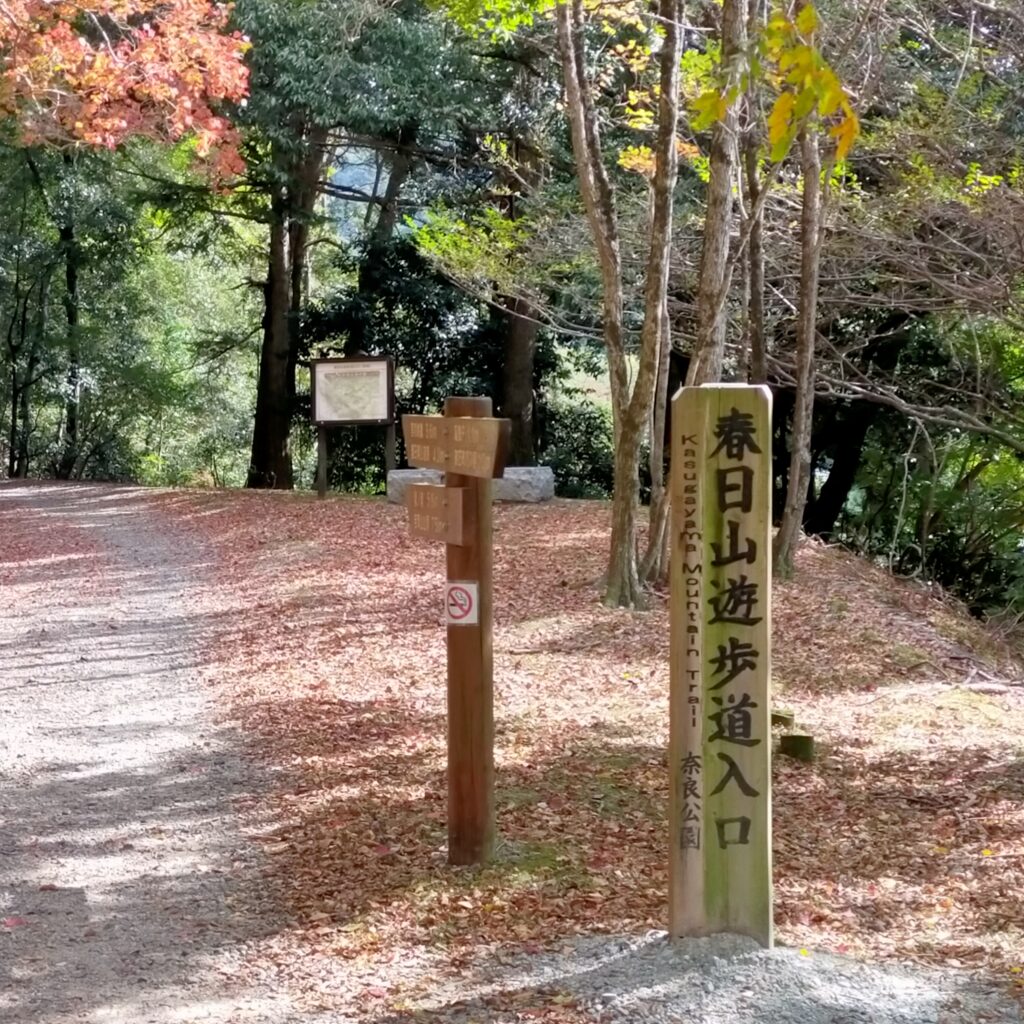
[{"x1": 402, "y1": 415, "x2": 510, "y2": 479}]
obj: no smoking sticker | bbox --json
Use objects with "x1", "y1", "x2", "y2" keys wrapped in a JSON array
[{"x1": 445, "y1": 581, "x2": 479, "y2": 625}]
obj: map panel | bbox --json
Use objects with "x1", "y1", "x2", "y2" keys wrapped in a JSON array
[{"x1": 313, "y1": 360, "x2": 391, "y2": 423}]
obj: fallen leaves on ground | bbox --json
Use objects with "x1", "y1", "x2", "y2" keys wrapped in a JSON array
[{"x1": 26, "y1": 484, "x2": 1024, "y2": 1016}]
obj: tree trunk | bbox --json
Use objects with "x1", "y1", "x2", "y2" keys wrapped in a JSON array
[
  {"x1": 248, "y1": 193, "x2": 294, "y2": 489},
  {"x1": 7, "y1": 366, "x2": 18, "y2": 479},
  {"x1": 745, "y1": 0, "x2": 767, "y2": 384},
  {"x1": 347, "y1": 124, "x2": 418, "y2": 356},
  {"x1": 744, "y1": 128, "x2": 767, "y2": 384},
  {"x1": 687, "y1": 0, "x2": 747, "y2": 386},
  {"x1": 248, "y1": 129, "x2": 325, "y2": 490},
  {"x1": 774, "y1": 125, "x2": 822, "y2": 576},
  {"x1": 56, "y1": 216, "x2": 80, "y2": 480},
  {"x1": 640, "y1": 314, "x2": 672, "y2": 582},
  {"x1": 556, "y1": 0, "x2": 633, "y2": 603},
  {"x1": 500, "y1": 298, "x2": 538, "y2": 465},
  {"x1": 803, "y1": 403, "x2": 875, "y2": 537}
]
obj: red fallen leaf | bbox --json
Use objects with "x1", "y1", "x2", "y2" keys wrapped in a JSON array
[
  {"x1": 364, "y1": 987, "x2": 388, "y2": 999},
  {"x1": 373, "y1": 844, "x2": 394, "y2": 856},
  {"x1": 38, "y1": 883, "x2": 59, "y2": 892},
  {"x1": 2, "y1": 916, "x2": 28, "y2": 928}
]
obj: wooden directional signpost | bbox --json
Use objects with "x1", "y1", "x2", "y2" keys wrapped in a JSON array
[
  {"x1": 669, "y1": 383, "x2": 773, "y2": 946},
  {"x1": 401, "y1": 396, "x2": 510, "y2": 865}
]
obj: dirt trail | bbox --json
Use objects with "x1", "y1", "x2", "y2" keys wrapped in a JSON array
[{"x1": 0, "y1": 483, "x2": 289, "y2": 1024}]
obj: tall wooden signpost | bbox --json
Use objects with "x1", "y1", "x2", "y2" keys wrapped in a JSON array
[
  {"x1": 402, "y1": 397, "x2": 510, "y2": 865},
  {"x1": 669, "y1": 383, "x2": 773, "y2": 946}
]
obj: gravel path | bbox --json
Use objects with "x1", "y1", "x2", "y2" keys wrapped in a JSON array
[
  {"x1": 0, "y1": 483, "x2": 291, "y2": 1024},
  {"x1": 2, "y1": 482, "x2": 1021, "y2": 1024}
]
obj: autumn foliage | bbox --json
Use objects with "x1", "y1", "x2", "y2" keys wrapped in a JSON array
[{"x1": 0, "y1": 0, "x2": 248, "y2": 168}]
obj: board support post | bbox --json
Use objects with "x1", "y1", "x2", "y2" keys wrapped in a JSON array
[{"x1": 316, "y1": 425, "x2": 327, "y2": 500}]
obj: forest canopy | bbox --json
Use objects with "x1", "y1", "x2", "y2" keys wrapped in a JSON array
[{"x1": 1, "y1": 0, "x2": 1023, "y2": 617}]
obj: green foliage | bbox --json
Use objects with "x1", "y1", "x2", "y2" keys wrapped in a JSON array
[
  {"x1": 300, "y1": 238, "x2": 563, "y2": 491},
  {"x1": 537, "y1": 398, "x2": 615, "y2": 499}
]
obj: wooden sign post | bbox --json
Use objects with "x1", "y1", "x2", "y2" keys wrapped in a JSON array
[
  {"x1": 669, "y1": 383, "x2": 773, "y2": 946},
  {"x1": 402, "y1": 397, "x2": 510, "y2": 865}
]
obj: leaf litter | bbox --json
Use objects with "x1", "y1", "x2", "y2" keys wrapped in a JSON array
[{"x1": 140, "y1": 489, "x2": 1024, "y2": 1018}]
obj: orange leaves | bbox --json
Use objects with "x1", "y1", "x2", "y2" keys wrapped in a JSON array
[{"x1": 2, "y1": 0, "x2": 248, "y2": 167}]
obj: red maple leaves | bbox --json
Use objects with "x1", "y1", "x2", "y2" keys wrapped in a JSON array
[{"x1": 1, "y1": 0, "x2": 248, "y2": 170}]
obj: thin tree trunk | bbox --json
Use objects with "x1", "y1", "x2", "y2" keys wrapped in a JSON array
[
  {"x1": 744, "y1": 128, "x2": 766, "y2": 384},
  {"x1": 774, "y1": 125, "x2": 822, "y2": 575},
  {"x1": 56, "y1": 214, "x2": 80, "y2": 480},
  {"x1": 346, "y1": 123, "x2": 418, "y2": 357},
  {"x1": 7, "y1": 367, "x2": 18, "y2": 478},
  {"x1": 640, "y1": 314, "x2": 672, "y2": 581},
  {"x1": 687, "y1": 0, "x2": 747, "y2": 386},
  {"x1": 556, "y1": 0, "x2": 632, "y2": 604},
  {"x1": 746, "y1": 0, "x2": 767, "y2": 383}
]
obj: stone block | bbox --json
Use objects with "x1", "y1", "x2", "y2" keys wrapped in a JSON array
[
  {"x1": 494, "y1": 466, "x2": 555, "y2": 503},
  {"x1": 388, "y1": 466, "x2": 556, "y2": 504},
  {"x1": 387, "y1": 468, "x2": 442, "y2": 504}
]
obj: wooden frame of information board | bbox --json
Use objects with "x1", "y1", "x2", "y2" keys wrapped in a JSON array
[
  {"x1": 401, "y1": 397, "x2": 511, "y2": 865},
  {"x1": 309, "y1": 356, "x2": 396, "y2": 498}
]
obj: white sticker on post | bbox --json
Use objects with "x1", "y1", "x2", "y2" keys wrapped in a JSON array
[{"x1": 445, "y1": 581, "x2": 479, "y2": 625}]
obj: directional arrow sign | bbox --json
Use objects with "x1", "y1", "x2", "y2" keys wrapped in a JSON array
[
  {"x1": 402, "y1": 415, "x2": 510, "y2": 479},
  {"x1": 407, "y1": 483, "x2": 471, "y2": 545}
]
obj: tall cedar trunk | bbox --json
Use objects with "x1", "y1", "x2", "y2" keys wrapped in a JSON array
[
  {"x1": 7, "y1": 366, "x2": 17, "y2": 478},
  {"x1": 687, "y1": 0, "x2": 747, "y2": 386},
  {"x1": 55, "y1": 217, "x2": 80, "y2": 479},
  {"x1": 500, "y1": 298, "x2": 538, "y2": 465},
  {"x1": 287, "y1": 128, "x2": 327, "y2": 409},
  {"x1": 13, "y1": 281, "x2": 41, "y2": 478},
  {"x1": 773, "y1": 126, "x2": 822, "y2": 575},
  {"x1": 16, "y1": 331, "x2": 39, "y2": 478},
  {"x1": 248, "y1": 131, "x2": 325, "y2": 489},
  {"x1": 248, "y1": 189, "x2": 293, "y2": 489}
]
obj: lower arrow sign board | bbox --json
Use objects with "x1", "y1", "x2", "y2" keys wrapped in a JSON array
[{"x1": 407, "y1": 484, "x2": 470, "y2": 545}]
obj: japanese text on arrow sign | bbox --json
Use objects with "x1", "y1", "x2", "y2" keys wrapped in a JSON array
[{"x1": 402, "y1": 415, "x2": 510, "y2": 479}]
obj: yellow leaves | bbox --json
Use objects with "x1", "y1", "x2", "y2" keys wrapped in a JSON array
[
  {"x1": 625, "y1": 88, "x2": 654, "y2": 130},
  {"x1": 830, "y1": 109, "x2": 859, "y2": 161},
  {"x1": 692, "y1": 88, "x2": 727, "y2": 131},
  {"x1": 676, "y1": 140, "x2": 701, "y2": 162},
  {"x1": 794, "y1": 4, "x2": 818, "y2": 37},
  {"x1": 756, "y1": 4, "x2": 859, "y2": 163},
  {"x1": 619, "y1": 144, "x2": 655, "y2": 177},
  {"x1": 612, "y1": 38, "x2": 650, "y2": 76},
  {"x1": 767, "y1": 91, "x2": 796, "y2": 162}
]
